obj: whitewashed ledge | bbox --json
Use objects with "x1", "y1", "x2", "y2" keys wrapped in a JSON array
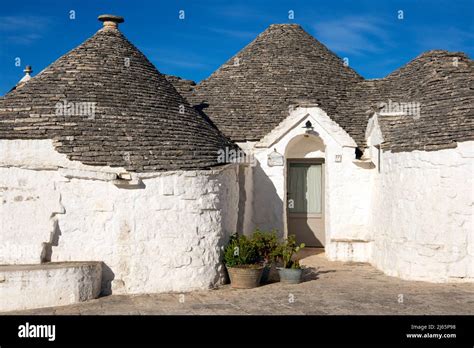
[{"x1": 0, "y1": 262, "x2": 102, "y2": 312}]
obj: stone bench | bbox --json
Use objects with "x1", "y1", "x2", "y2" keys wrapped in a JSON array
[{"x1": 0, "y1": 261, "x2": 102, "y2": 312}]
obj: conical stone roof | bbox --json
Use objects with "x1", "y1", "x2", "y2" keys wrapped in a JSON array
[
  {"x1": 335, "y1": 50, "x2": 474, "y2": 152},
  {"x1": 192, "y1": 24, "x2": 364, "y2": 142},
  {"x1": 370, "y1": 50, "x2": 474, "y2": 152},
  {"x1": 0, "y1": 15, "x2": 232, "y2": 172}
]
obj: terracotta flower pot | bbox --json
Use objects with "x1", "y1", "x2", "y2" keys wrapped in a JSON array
[
  {"x1": 227, "y1": 265, "x2": 264, "y2": 289},
  {"x1": 277, "y1": 267, "x2": 303, "y2": 284}
]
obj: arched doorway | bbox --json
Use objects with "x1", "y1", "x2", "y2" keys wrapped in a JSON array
[{"x1": 285, "y1": 134, "x2": 325, "y2": 247}]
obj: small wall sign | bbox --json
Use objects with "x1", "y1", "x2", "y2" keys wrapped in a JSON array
[
  {"x1": 335, "y1": 154, "x2": 342, "y2": 162},
  {"x1": 268, "y1": 149, "x2": 284, "y2": 167}
]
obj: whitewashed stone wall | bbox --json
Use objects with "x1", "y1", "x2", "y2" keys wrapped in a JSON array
[
  {"x1": 2, "y1": 123, "x2": 471, "y2": 287},
  {"x1": 0, "y1": 139, "x2": 239, "y2": 294},
  {"x1": 369, "y1": 141, "x2": 474, "y2": 282},
  {"x1": 238, "y1": 106, "x2": 473, "y2": 282}
]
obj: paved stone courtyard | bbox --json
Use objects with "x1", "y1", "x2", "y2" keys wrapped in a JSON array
[{"x1": 6, "y1": 250, "x2": 474, "y2": 315}]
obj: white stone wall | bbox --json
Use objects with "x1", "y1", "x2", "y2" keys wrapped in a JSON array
[
  {"x1": 0, "y1": 139, "x2": 239, "y2": 294},
  {"x1": 240, "y1": 107, "x2": 473, "y2": 282},
  {"x1": 369, "y1": 141, "x2": 474, "y2": 282},
  {"x1": 2, "y1": 124, "x2": 471, "y2": 288}
]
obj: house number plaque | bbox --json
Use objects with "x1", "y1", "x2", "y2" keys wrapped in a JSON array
[{"x1": 267, "y1": 149, "x2": 284, "y2": 167}]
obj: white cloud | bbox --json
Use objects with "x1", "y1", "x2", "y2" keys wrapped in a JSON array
[
  {"x1": 206, "y1": 27, "x2": 257, "y2": 39},
  {"x1": 0, "y1": 15, "x2": 50, "y2": 45},
  {"x1": 414, "y1": 26, "x2": 474, "y2": 52},
  {"x1": 143, "y1": 47, "x2": 211, "y2": 70},
  {"x1": 0, "y1": 15, "x2": 50, "y2": 32},
  {"x1": 313, "y1": 16, "x2": 393, "y2": 55},
  {"x1": 5, "y1": 33, "x2": 42, "y2": 45},
  {"x1": 211, "y1": 4, "x2": 277, "y2": 21}
]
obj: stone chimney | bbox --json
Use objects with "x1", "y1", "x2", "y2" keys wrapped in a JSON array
[
  {"x1": 98, "y1": 14, "x2": 124, "y2": 30},
  {"x1": 16, "y1": 65, "x2": 33, "y2": 87}
]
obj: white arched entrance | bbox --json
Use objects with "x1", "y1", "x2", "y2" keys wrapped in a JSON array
[
  {"x1": 247, "y1": 105, "x2": 364, "y2": 256},
  {"x1": 284, "y1": 134, "x2": 326, "y2": 247}
]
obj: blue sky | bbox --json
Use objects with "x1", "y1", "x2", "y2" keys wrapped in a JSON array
[{"x1": 0, "y1": 0, "x2": 473, "y2": 95}]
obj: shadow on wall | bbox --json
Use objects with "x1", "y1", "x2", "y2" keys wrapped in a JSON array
[
  {"x1": 41, "y1": 219, "x2": 115, "y2": 296},
  {"x1": 113, "y1": 180, "x2": 146, "y2": 190},
  {"x1": 251, "y1": 161, "x2": 284, "y2": 239},
  {"x1": 40, "y1": 219, "x2": 62, "y2": 263},
  {"x1": 40, "y1": 217, "x2": 115, "y2": 296},
  {"x1": 100, "y1": 262, "x2": 115, "y2": 296},
  {"x1": 236, "y1": 165, "x2": 247, "y2": 234}
]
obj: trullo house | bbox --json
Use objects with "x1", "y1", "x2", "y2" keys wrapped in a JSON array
[{"x1": 0, "y1": 15, "x2": 472, "y2": 310}]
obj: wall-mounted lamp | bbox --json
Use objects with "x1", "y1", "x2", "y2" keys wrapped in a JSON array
[{"x1": 303, "y1": 120, "x2": 314, "y2": 137}]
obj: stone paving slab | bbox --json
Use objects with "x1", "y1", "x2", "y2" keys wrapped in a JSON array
[{"x1": 4, "y1": 251, "x2": 474, "y2": 315}]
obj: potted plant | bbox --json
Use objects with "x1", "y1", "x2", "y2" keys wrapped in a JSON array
[
  {"x1": 224, "y1": 234, "x2": 264, "y2": 289},
  {"x1": 275, "y1": 235, "x2": 305, "y2": 284},
  {"x1": 252, "y1": 228, "x2": 279, "y2": 283}
]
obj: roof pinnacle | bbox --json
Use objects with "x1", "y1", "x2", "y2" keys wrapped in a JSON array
[{"x1": 98, "y1": 14, "x2": 124, "y2": 30}]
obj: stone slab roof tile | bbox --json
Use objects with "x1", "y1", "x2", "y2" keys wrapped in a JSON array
[
  {"x1": 192, "y1": 24, "x2": 473, "y2": 152},
  {"x1": 191, "y1": 24, "x2": 363, "y2": 143},
  {"x1": 0, "y1": 18, "x2": 232, "y2": 172},
  {"x1": 365, "y1": 50, "x2": 474, "y2": 152}
]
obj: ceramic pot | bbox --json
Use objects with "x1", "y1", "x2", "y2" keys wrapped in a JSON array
[{"x1": 227, "y1": 266, "x2": 264, "y2": 289}]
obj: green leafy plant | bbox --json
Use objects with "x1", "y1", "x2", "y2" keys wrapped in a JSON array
[
  {"x1": 224, "y1": 234, "x2": 259, "y2": 268},
  {"x1": 275, "y1": 235, "x2": 305, "y2": 269},
  {"x1": 290, "y1": 260, "x2": 302, "y2": 269},
  {"x1": 252, "y1": 228, "x2": 279, "y2": 265}
]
